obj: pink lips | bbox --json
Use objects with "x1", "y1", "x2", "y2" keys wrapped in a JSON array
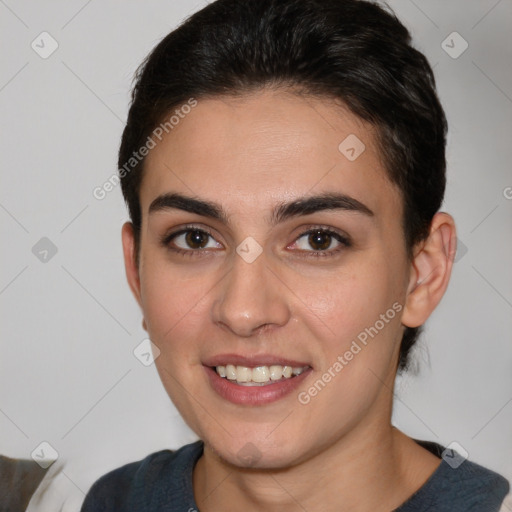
[
  {"x1": 203, "y1": 353, "x2": 310, "y2": 368},
  {"x1": 203, "y1": 353, "x2": 312, "y2": 406}
]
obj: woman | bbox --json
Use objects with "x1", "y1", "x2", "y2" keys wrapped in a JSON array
[{"x1": 81, "y1": 0, "x2": 509, "y2": 510}]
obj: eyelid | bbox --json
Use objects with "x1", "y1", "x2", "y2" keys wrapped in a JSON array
[
  {"x1": 161, "y1": 223, "x2": 351, "y2": 257},
  {"x1": 292, "y1": 224, "x2": 351, "y2": 242},
  {"x1": 161, "y1": 224, "x2": 222, "y2": 250},
  {"x1": 287, "y1": 225, "x2": 351, "y2": 254}
]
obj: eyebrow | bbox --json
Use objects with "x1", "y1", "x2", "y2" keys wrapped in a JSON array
[{"x1": 148, "y1": 192, "x2": 374, "y2": 225}]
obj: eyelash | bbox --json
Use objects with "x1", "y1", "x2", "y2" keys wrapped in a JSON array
[
  {"x1": 161, "y1": 225, "x2": 218, "y2": 258},
  {"x1": 294, "y1": 227, "x2": 351, "y2": 258},
  {"x1": 160, "y1": 224, "x2": 352, "y2": 259}
]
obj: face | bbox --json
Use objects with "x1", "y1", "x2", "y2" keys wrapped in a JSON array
[{"x1": 124, "y1": 89, "x2": 415, "y2": 468}]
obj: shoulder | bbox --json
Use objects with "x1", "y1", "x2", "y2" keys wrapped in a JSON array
[
  {"x1": 80, "y1": 450, "x2": 174, "y2": 512},
  {"x1": 398, "y1": 440, "x2": 510, "y2": 512},
  {"x1": 80, "y1": 441, "x2": 203, "y2": 512},
  {"x1": 442, "y1": 459, "x2": 510, "y2": 510}
]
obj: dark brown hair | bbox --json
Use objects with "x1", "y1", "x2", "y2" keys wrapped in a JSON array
[{"x1": 118, "y1": 0, "x2": 447, "y2": 372}]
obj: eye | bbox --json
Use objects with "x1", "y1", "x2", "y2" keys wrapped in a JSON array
[
  {"x1": 291, "y1": 228, "x2": 350, "y2": 256},
  {"x1": 162, "y1": 227, "x2": 222, "y2": 253}
]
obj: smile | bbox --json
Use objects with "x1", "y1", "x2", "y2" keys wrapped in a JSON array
[{"x1": 215, "y1": 364, "x2": 309, "y2": 386}]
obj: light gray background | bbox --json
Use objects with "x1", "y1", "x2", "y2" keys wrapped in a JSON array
[{"x1": 1, "y1": 0, "x2": 511, "y2": 509}]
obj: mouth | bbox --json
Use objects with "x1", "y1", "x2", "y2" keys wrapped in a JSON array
[
  {"x1": 214, "y1": 364, "x2": 310, "y2": 386},
  {"x1": 203, "y1": 354, "x2": 312, "y2": 405}
]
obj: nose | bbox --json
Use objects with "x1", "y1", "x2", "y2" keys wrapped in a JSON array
[{"x1": 212, "y1": 249, "x2": 291, "y2": 338}]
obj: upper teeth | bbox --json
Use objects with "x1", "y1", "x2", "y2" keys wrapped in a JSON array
[{"x1": 216, "y1": 364, "x2": 307, "y2": 385}]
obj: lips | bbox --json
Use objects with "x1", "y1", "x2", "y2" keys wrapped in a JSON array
[
  {"x1": 203, "y1": 353, "x2": 313, "y2": 405},
  {"x1": 203, "y1": 353, "x2": 311, "y2": 368}
]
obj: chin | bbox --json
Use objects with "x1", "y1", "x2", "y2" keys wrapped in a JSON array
[{"x1": 204, "y1": 432, "x2": 307, "y2": 470}]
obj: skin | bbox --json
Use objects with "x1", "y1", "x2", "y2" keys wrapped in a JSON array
[{"x1": 122, "y1": 88, "x2": 457, "y2": 511}]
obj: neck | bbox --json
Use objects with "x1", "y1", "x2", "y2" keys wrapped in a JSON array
[{"x1": 193, "y1": 416, "x2": 440, "y2": 512}]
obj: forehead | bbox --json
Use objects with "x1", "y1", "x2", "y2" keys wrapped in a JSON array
[{"x1": 141, "y1": 88, "x2": 401, "y2": 221}]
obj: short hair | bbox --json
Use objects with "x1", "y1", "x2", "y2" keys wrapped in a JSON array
[{"x1": 118, "y1": 0, "x2": 448, "y2": 372}]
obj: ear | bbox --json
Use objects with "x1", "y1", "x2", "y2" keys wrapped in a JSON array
[
  {"x1": 121, "y1": 222, "x2": 143, "y2": 309},
  {"x1": 402, "y1": 212, "x2": 457, "y2": 328}
]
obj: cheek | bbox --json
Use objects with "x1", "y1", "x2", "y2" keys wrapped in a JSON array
[
  {"x1": 293, "y1": 271, "x2": 404, "y2": 426},
  {"x1": 291, "y1": 267, "x2": 406, "y2": 408},
  {"x1": 293, "y1": 263, "x2": 402, "y2": 347},
  {"x1": 139, "y1": 263, "x2": 212, "y2": 416},
  {"x1": 138, "y1": 257, "x2": 214, "y2": 356}
]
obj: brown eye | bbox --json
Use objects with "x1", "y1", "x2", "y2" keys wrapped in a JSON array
[
  {"x1": 291, "y1": 228, "x2": 350, "y2": 256},
  {"x1": 308, "y1": 230, "x2": 333, "y2": 251},
  {"x1": 185, "y1": 230, "x2": 209, "y2": 249},
  {"x1": 164, "y1": 228, "x2": 222, "y2": 252}
]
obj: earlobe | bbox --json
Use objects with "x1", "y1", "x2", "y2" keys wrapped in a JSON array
[
  {"x1": 121, "y1": 222, "x2": 143, "y2": 308},
  {"x1": 402, "y1": 212, "x2": 457, "y2": 328}
]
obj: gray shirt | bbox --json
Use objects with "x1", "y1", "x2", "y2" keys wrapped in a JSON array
[{"x1": 81, "y1": 440, "x2": 510, "y2": 511}]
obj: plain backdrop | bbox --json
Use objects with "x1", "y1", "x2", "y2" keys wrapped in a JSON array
[{"x1": 1, "y1": 0, "x2": 511, "y2": 509}]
